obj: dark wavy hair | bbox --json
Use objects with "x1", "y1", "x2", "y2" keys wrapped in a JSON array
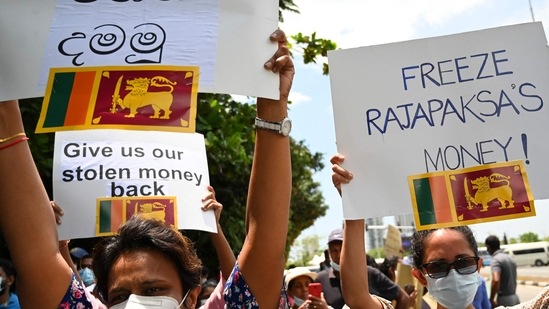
[
  {"x1": 485, "y1": 235, "x2": 501, "y2": 251},
  {"x1": 92, "y1": 215, "x2": 202, "y2": 303},
  {"x1": 410, "y1": 226, "x2": 478, "y2": 269},
  {"x1": 379, "y1": 256, "x2": 399, "y2": 279},
  {"x1": 0, "y1": 258, "x2": 16, "y2": 292}
]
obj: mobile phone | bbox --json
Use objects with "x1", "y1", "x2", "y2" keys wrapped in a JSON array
[{"x1": 308, "y1": 282, "x2": 322, "y2": 298}]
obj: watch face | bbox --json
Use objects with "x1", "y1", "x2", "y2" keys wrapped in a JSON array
[{"x1": 281, "y1": 118, "x2": 292, "y2": 136}]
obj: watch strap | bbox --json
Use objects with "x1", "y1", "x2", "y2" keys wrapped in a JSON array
[{"x1": 254, "y1": 117, "x2": 282, "y2": 132}]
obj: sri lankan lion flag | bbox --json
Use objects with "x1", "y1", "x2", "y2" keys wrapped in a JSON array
[
  {"x1": 408, "y1": 160, "x2": 535, "y2": 230},
  {"x1": 96, "y1": 196, "x2": 177, "y2": 236},
  {"x1": 36, "y1": 65, "x2": 199, "y2": 133}
]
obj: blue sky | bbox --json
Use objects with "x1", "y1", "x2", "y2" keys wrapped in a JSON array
[{"x1": 279, "y1": 0, "x2": 549, "y2": 250}]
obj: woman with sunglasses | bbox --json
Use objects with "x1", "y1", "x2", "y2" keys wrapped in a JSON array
[
  {"x1": 410, "y1": 226, "x2": 483, "y2": 309},
  {"x1": 330, "y1": 153, "x2": 549, "y2": 309}
]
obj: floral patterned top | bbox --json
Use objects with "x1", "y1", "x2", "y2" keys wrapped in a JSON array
[
  {"x1": 224, "y1": 262, "x2": 289, "y2": 309},
  {"x1": 58, "y1": 273, "x2": 106, "y2": 309}
]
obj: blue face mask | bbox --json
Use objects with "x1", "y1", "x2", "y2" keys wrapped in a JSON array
[
  {"x1": 330, "y1": 261, "x2": 340, "y2": 272},
  {"x1": 78, "y1": 267, "x2": 95, "y2": 287},
  {"x1": 425, "y1": 269, "x2": 481, "y2": 309}
]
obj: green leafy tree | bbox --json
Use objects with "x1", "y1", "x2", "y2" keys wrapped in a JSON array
[
  {"x1": 290, "y1": 234, "x2": 323, "y2": 267},
  {"x1": 519, "y1": 232, "x2": 540, "y2": 243},
  {"x1": 367, "y1": 248, "x2": 385, "y2": 260},
  {"x1": 291, "y1": 32, "x2": 337, "y2": 75},
  {"x1": 186, "y1": 94, "x2": 327, "y2": 272}
]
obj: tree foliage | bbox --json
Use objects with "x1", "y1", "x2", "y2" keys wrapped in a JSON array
[
  {"x1": 519, "y1": 232, "x2": 540, "y2": 243},
  {"x1": 289, "y1": 234, "x2": 323, "y2": 267},
  {"x1": 291, "y1": 32, "x2": 337, "y2": 75}
]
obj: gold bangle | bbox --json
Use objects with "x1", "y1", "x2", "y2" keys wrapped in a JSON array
[{"x1": 0, "y1": 132, "x2": 26, "y2": 143}]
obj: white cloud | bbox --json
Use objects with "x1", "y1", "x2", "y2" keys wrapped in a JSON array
[
  {"x1": 281, "y1": 0, "x2": 532, "y2": 48},
  {"x1": 289, "y1": 90, "x2": 312, "y2": 106},
  {"x1": 230, "y1": 95, "x2": 255, "y2": 104}
]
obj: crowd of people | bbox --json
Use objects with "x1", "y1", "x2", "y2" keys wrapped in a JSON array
[{"x1": 1, "y1": 23, "x2": 549, "y2": 309}]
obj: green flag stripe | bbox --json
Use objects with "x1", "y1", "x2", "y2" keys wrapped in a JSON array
[
  {"x1": 44, "y1": 72, "x2": 75, "y2": 127},
  {"x1": 414, "y1": 178, "x2": 437, "y2": 225},
  {"x1": 99, "y1": 200, "x2": 112, "y2": 233}
]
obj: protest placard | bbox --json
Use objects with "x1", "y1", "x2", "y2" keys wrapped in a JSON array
[
  {"x1": 0, "y1": 0, "x2": 278, "y2": 101},
  {"x1": 328, "y1": 22, "x2": 549, "y2": 220},
  {"x1": 53, "y1": 129, "x2": 213, "y2": 240},
  {"x1": 384, "y1": 224, "x2": 403, "y2": 258}
]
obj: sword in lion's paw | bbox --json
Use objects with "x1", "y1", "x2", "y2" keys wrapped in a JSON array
[
  {"x1": 464, "y1": 177, "x2": 473, "y2": 210},
  {"x1": 111, "y1": 75, "x2": 124, "y2": 113}
]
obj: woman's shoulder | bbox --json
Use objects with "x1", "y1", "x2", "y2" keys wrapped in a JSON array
[
  {"x1": 58, "y1": 273, "x2": 107, "y2": 309},
  {"x1": 342, "y1": 295, "x2": 394, "y2": 309},
  {"x1": 224, "y1": 262, "x2": 289, "y2": 309}
]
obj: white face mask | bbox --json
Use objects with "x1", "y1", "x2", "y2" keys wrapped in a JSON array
[
  {"x1": 0, "y1": 277, "x2": 4, "y2": 293},
  {"x1": 293, "y1": 296, "x2": 305, "y2": 307},
  {"x1": 330, "y1": 261, "x2": 340, "y2": 272},
  {"x1": 110, "y1": 289, "x2": 190, "y2": 309},
  {"x1": 425, "y1": 269, "x2": 481, "y2": 309}
]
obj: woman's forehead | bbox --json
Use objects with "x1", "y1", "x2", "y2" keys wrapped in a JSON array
[{"x1": 424, "y1": 229, "x2": 474, "y2": 257}]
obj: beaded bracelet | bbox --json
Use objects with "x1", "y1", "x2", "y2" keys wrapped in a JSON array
[
  {"x1": 0, "y1": 136, "x2": 29, "y2": 151},
  {"x1": 0, "y1": 132, "x2": 26, "y2": 143}
]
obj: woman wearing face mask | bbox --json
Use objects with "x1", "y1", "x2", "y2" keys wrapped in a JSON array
[
  {"x1": 93, "y1": 216, "x2": 201, "y2": 308},
  {"x1": 410, "y1": 226, "x2": 484, "y2": 309},
  {"x1": 0, "y1": 259, "x2": 19, "y2": 309},
  {"x1": 331, "y1": 153, "x2": 549, "y2": 309},
  {"x1": 285, "y1": 267, "x2": 329, "y2": 309}
]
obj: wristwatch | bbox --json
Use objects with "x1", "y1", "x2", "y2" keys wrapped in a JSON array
[{"x1": 254, "y1": 116, "x2": 292, "y2": 136}]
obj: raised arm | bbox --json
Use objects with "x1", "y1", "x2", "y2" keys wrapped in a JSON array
[
  {"x1": 202, "y1": 185, "x2": 236, "y2": 280},
  {"x1": 341, "y1": 220, "x2": 384, "y2": 309},
  {"x1": 332, "y1": 154, "x2": 387, "y2": 309},
  {"x1": 0, "y1": 100, "x2": 73, "y2": 307},
  {"x1": 238, "y1": 29, "x2": 294, "y2": 308}
]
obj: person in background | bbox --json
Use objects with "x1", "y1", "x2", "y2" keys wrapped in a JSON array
[
  {"x1": 285, "y1": 267, "x2": 328, "y2": 309},
  {"x1": 315, "y1": 228, "x2": 346, "y2": 309},
  {"x1": 378, "y1": 256, "x2": 399, "y2": 282},
  {"x1": 198, "y1": 279, "x2": 218, "y2": 307},
  {"x1": 485, "y1": 235, "x2": 520, "y2": 307},
  {"x1": 319, "y1": 250, "x2": 331, "y2": 271},
  {"x1": 472, "y1": 274, "x2": 491, "y2": 309},
  {"x1": 0, "y1": 259, "x2": 19, "y2": 309},
  {"x1": 78, "y1": 254, "x2": 95, "y2": 287},
  {"x1": 366, "y1": 255, "x2": 379, "y2": 270}
]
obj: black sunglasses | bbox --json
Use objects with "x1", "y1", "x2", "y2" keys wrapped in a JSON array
[{"x1": 421, "y1": 256, "x2": 480, "y2": 279}]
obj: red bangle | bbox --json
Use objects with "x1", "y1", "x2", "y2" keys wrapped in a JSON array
[{"x1": 0, "y1": 136, "x2": 29, "y2": 151}]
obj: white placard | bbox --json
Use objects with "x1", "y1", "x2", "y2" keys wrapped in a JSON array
[
  {"x1": 41, "y1": 0, "x2": 220, "y2": 88},
  {"x1": 0, "y1": 0, "x2": 278, "y2": 101},
  {"x1": 54, "y1": 130, "x2": 214, "y2": 239},
  {"x1": 328, "y1": 22, "x2": 549, "y2": 219}
]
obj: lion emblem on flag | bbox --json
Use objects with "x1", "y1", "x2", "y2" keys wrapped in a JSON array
[
  {"x1": 465, "y1": 173, "x2": 515, "y2": 212},
  {"x1": 111, "y1": 75, "x2": 176, "y2": 119},
  {"x1": 134, "y1": 201, "x2": 167, "y2": 222}
]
